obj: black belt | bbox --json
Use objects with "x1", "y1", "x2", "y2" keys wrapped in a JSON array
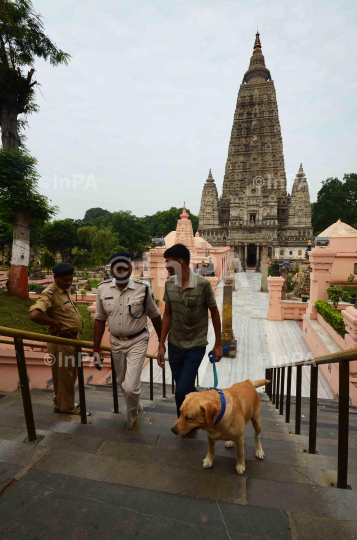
[{"x1": 112, "y1": 327, "x2": 147, "y2": 341}]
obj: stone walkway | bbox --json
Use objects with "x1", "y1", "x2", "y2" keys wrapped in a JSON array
[{"x1": 142, "y1": 271, "x2": 333, "y2": 399}]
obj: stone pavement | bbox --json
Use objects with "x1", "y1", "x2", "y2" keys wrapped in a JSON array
[{"x1": 142, "y1": 271, "x2": 333, "y2": 399}]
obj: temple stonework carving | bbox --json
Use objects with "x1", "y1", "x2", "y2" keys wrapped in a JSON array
[{"x1": 198, "y1": 32, "x2": 313, "y2": 266}]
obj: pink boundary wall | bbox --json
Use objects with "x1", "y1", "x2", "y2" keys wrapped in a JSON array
[
  {"x1": 303, "y1": 315, "x2": 357, "y2": 406},
  {"x1": 267, "y1": 247, "x2": 357, "y2": 404}
]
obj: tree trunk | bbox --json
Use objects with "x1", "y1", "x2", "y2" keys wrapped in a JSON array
[
  {"x1": 1, "y1": 106, "x2": 20, "y2": 149},
  {"x1": 2, "y1": 105, "x2": 30, "y2": 298},
  {"x1": 8, "y1": 211, "x2": 30, "y2": 298}
]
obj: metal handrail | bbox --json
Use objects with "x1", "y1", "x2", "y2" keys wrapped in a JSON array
[
  {"x1": 0, "y1": 326, "x2": 112, "y2": 351},
  {"x1": 0, "y1": 326, "x2": 172, "y2": 446},
  {"x1": 271, "y1": 347, "x2": 357, "y2": 370},
  {"x1": 264, "y1": 347, "x2": 357, "y2": 490}
]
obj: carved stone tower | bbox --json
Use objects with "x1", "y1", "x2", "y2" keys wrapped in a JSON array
[
  {"x1": 198, "y1": 169, "x2": 220, "y2": 230},
  {"x1": 198, "y1": 32, "x2": 313, "y2": 265}
]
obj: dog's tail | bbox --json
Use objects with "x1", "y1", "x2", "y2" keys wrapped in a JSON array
[{"x1": 251, "y1": 379, "x2": 270, "y2": 388}]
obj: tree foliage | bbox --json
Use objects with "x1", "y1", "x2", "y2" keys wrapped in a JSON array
[
  {"x1": 312, "y1": 174, "x2": 357, "y2": 234},
  {"x1": 41, "y1": 219, "x2": 76, "y2": 261},
  {"x1": 0, "y1": 218, "x2": 12, "y2": 254},
  {"x1": 40, "y1": 250, "x2": 55, "y2": 269},
  {"x1": 111, "y1": 211, "x2": 149, "y2": 253},
  {"x1": 77, "y1": 226, "x2": 121, "y2": 265},
  {"x1": 83, "y1": 207, "x2": 110, "y2": 223},
  {"x1": 143, "y1": 207, "x2": 199, "y2": 238},
  {"x1": 0, "y1": 0, "x2": 71, "y2": 147},
  {"x1": 0, "y1": 147, "x2": 57, "y2": 224}
]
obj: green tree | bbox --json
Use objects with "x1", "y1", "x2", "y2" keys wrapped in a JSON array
[
  {"x1": 83, "y1": 207, "x2": 110, "y2": 223},
  {"x1": 40, "y1": 251, "x2": 55, "y2": 269},
  {"x1": 77, "y1": 226, "x2": 121, "y2": 265},
  {"x1": 312, "y1": 174, "x2": 357, "y2": 234},
  {"x1": 111, "y1": 211, "x2": 150, "y2": 252},
  {"x1": 41, "y1": 219, "x2": 76, "y2": 261},
  {"x1": 72, "y1": 248, "x2": 91, "y2": 267},
  {"x1": 0, "y1": 0, "x2": 69, "y2": 296},
  {"x1": 143, "y1": 207, "x2": 199, "y2": 238}
]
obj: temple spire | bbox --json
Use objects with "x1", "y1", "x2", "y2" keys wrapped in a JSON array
[
  {"x1": 180, "y1": 202, "x2": 189, "y2": 220},
  {"x1": 254, "y1": 31, "x2": 261, "y2": 51},
  {"x1": 243, "y1": 30, "x2": 270, "y2": 83},
  {"x1": 206, "y1": 169, "x2": 214, "y2": 183}
]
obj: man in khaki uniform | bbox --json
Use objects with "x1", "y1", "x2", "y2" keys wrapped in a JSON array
[
  {"x1": 93, "y1": 252, "x2": 161, "y2": 429},
  {"x1": 29, "y1": 262, "x2": 82, "y2": 414}
]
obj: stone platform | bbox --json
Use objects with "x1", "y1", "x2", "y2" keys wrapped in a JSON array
[{"x1": 0, "y1": 384, "x2": 356, "y2": 539}]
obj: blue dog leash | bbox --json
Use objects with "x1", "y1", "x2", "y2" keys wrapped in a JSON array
[
  {"x1": 208, "y1": 345, "x2": 231, "y2": 388},
  {"x1": 208, "y1": 345, "x2": 231, "y2": 426}
]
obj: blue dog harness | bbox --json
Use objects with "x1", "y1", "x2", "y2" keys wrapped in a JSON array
[{"x1": 209, "y1": 388, "x2": 226, "y2": 426}]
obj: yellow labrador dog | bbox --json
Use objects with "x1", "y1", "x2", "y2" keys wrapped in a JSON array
[{"x1": 171, "y1": 379, "x2": 269, "y2": 475}]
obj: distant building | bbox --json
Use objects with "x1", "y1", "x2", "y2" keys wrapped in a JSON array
[{"x1": 198, "y1": 32, "x2": 313, "y2": 267}]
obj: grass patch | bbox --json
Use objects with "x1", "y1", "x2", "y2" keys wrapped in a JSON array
[
  {"x1": 0, "y1": 290, "x2": 94, "y2": 342},
  {"x1": 90, "y1": 280, "x2": 100, "y2": 289}
]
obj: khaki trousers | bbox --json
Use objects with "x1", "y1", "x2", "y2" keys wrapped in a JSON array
[
  {"x1": 48, "y1": 342, "x2": 78, "y2": 414},
  {"x1": 110, "y1": 330, "x2": 149, "y2": 429}
]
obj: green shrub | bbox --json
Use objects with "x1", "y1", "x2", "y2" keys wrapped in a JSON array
[
  {"x1": 315, "y1": 300, "x2": 346, "y2": 337},
  {"x1": 286, "y1": 275, "x2": 294, "y2": 292},
  {"x1": 348, "y1": 274, "x2": 355, "y2": 283},
  {"x1": 28, "y1": 283, "x2": 38, "y2": 292},
  {"x1": 327, "y1": 284, "x2": 346, "y2": 308}
]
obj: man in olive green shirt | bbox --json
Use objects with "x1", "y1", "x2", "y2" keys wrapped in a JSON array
[{"x1": 157, "y1": 244, "x2": 223, "y2": 416}]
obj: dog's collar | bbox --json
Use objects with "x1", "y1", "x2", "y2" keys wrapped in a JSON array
[{"x1": 209, "y1": 388, "x2": 226, "y2": 426}]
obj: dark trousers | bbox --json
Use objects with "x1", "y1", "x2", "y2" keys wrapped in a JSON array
[{"x1": 168, "y1": 343, "x2": 206, "y2": 417}]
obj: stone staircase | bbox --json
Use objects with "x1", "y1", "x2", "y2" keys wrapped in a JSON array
[{"x1": 0, "y1": 384, "x2": 357, "y2": 539}]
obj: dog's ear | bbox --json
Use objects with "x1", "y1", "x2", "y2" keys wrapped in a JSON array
[{"x1": 201, "y1": 402, "x2": 219, "y2": 428}]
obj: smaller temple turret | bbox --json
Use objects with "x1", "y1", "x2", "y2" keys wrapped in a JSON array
[
  {"x1": 288, "y1": 163, "x2": 312, "y2": 227},
  {"x1": 175, "y1": 203, "x2": 195, "y2": 251},
  {"x1": 198, "y1": 169, "x2": 220, "y2": 230}
]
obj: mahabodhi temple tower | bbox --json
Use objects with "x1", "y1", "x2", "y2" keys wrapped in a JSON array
[{"x1": 198, "y1": 32, "x2": 313, "y2": 267}]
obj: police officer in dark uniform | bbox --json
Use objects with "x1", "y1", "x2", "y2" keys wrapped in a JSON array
[{"x1": 30, "y1": 262, "x2": 82, "y2": 414}]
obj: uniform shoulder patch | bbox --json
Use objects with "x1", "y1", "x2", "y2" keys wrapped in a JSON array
[
  {"x1": 133, "y1": 278, "x2": 149, "y2": 287},
  {"x1": 43, "y1": 284, "x2": 57, "y2": 294},
  {"x1": 98, "y1": 279, "x2": 111, "y2": 287}
]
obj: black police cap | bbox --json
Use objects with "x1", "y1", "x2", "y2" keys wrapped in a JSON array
[
  {"x1": 52, "y1": 262, "x2": 75, "y2": 276},
  {"x1": 108, "y1": 252, "x2": 132, "y2": 265}
]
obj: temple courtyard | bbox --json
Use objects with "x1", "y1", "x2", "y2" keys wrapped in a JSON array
[{"x1": 142, "y1": 271, "x2": 333, "y2": 400}]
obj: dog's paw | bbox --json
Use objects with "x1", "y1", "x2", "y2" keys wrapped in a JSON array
[
  {"x1": 225, "y1": 441, "x2": 235, "y2": 449},
  {"x1": 236, "y1": 463, "x2": 246, "y2": 475},
  {"x1": 202, "y1": 457, "x2": 214, "y2": 469},
  {"x1": 256, "y1": 449, "x2": 265, "y2": 460}
]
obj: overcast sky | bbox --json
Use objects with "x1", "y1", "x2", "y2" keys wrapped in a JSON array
[{"x1": 26, "y1": 0, "x2": 357, "y2": 221}]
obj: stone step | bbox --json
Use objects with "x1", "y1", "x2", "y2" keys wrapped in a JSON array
[
  {"x1": 31, "y1": 447, "x2": 247, "y2": 505},
  {"x1": 28, "y1": 445, "x2": 357, "y2": 510},
  {"x1": 0, "y1": 469, "x2": 296, "y2": 540}
]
